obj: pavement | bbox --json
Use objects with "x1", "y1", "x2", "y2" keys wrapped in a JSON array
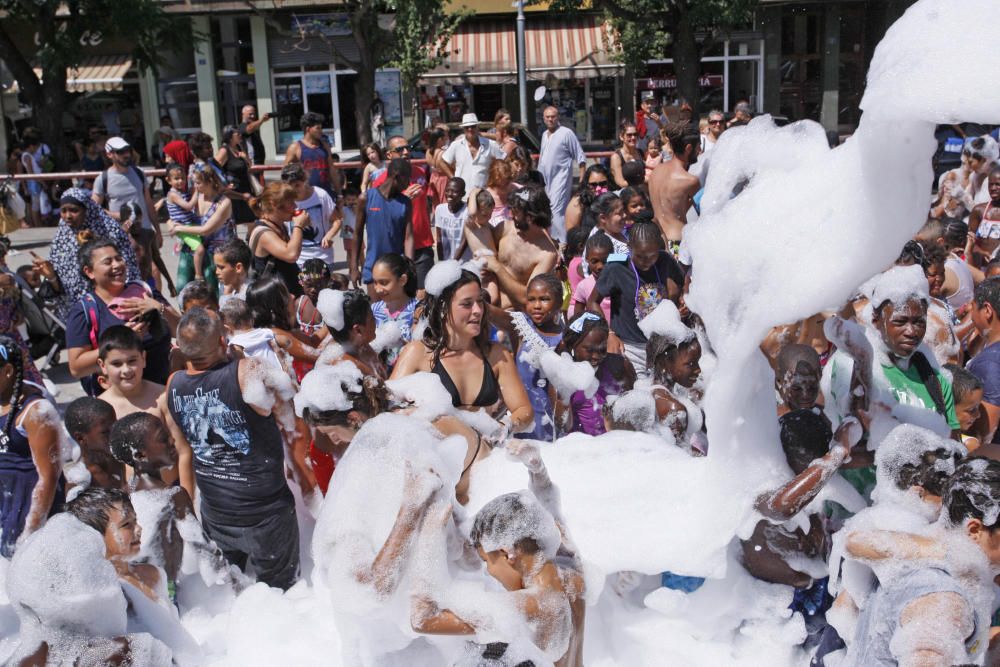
[{"x1": 5, "y1": 222, "x2": 350, "y2": 410}]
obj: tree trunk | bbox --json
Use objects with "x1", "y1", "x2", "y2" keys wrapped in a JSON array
[
  {"x1": 35, "y1": 72, "x2": 70, "y2": 169},
  {"x1": 354, "y1": 66, "x2": 376, "y2": 148},
  {"x1": 671, "y1": 4, "x2": 703, "y2": 122}
]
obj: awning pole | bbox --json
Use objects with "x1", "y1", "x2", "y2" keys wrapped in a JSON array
[{"x1": 516, "y1": 0, "x2": 528, "y2": 126}]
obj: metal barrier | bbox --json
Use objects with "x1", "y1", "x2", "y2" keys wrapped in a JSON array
[{"x1": 1, "y1": 151, "x2": 616, "y2": 183}]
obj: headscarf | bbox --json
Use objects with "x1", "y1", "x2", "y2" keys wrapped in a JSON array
[
  {"x1": 49, "y1": 187, "x2": 141, "y2": 319},
  {"x1": 163, "y1": 140, "x2": 194, "y2": 172}
]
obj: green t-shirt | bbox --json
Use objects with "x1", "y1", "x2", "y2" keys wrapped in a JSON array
[{"x1": 880, "y1": 361, "x2": 960, "y2": 431}]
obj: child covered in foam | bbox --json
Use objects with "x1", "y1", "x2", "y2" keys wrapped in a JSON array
[
  {"x1": 309, "y1": 410, "x2": 472, "y2": 665},
  {"x1": 826, "y1": 423, "x2": 967, "y2": 642},
  {"x1": 637, "y1": 301, "x2": 707, "y2": 453},
  {"x1": 4, "y1": 511, "x2": 175, "y2": 666},
  {"x1": 410, "y1": 439, "x2": 585, "y2": 667},
  {"x1": 837, "y1": 457, "x2": 999, "y2": 666},
  {"x1": 823, "y1": 266, "x2": 961, "y2": 499}
]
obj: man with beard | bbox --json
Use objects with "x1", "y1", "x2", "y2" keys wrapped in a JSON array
[{"x1": 484, "y1": 186, "x2": 559, "y2": 309}]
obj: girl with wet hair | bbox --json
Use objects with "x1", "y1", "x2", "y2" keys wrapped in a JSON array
[
  {"x1": 565, "y1": 164, "x2": 611, "y2": 234},
  {"x1": 244, "y1": 274, "x2": 320, "y2": 377},
  {"x1": 391, "y1": 268, "x2": 532, "y2": 434},
  {"x1": 554, "y1": 312, "x2": 636, "y2": 436},
  {"x1": 646, "y1": 329, "x2": 704, "y2": 447},
  {"x1": 0, "y1": 335, "x2": 64, "y2": 557}
]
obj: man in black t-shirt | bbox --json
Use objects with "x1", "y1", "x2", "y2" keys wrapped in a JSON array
[
  {"x1": 587, "y1": 221, "x2": 685, "y2": 379},
  {"x1": 162, "y1": 308, "x2": 316, "y2": 590}
]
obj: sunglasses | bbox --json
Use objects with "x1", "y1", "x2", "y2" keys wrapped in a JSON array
[
  {"x1": 708, "y1": 120, "x2": 724, "y2": 125},
  {"x1": 388, "y1": 146, "x2": 409, "y2": 154},
  {"x1": 114, "y1": 148, "x2": 131, "y2": 155},
  {"x1": 588, "y1": 180, "x2": 609, "y2": 188},
  {"x1": 624, "y1": 132, "x2": 638, "y2": 138}
]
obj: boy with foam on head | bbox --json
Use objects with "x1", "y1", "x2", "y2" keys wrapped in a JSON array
[
  {"x1": 110, "y1": 412, "x2": 193, "y2": 585},
  {"x1": 776, "y1": 343, "x2": 824, "y2": 417},
  {"x1": 97, "y1": 325, "x2": 165, "y2": 421},
  {"x1": 213, "y1": 238, "x2": 252, "y2": 308},
  {"x1": 64, "y1": 396, "x2": 124, "y2": 491},
  {"x1": 410, "y1": 440, "x2": 585, "y2": 667}
]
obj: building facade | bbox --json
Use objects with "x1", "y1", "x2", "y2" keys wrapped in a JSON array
[{"x1": 0, "y1": 0, "x2": 917, "y2": 163}]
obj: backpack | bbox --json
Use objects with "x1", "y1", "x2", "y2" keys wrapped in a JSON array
[
  {"x1": 80, "y1": 281, "x2": 163, "y2": 349},
  {"x1": 96, "y1": 166, "x2": 147, "y2": 201}
]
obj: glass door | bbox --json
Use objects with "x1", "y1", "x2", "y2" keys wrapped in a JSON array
[{"x1": 274, "y1": 76, "x2": 304, "y2": 153}]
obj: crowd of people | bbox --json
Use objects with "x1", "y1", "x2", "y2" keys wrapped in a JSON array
[{"x1": 2, "y1": 97, "x2": 1000, "y2": 666}]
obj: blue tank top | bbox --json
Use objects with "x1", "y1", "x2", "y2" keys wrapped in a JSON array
[
  {"x1": 362, "y1": 187, "x2": 410, "y2": 283},
  {"x1": 0, "y1": 397, "x2": 44, "y2": 461},
  {"x1": 510, "y1": 312, "x2": 563, "y2": 442},
  {"x1": 298, "y1": 140, "x2": 330, "y2": 191}
]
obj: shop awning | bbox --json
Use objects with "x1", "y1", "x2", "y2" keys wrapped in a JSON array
[
  {"x1": 424, "y1": 16, "x2": 621, "y2": 85},
  {"x1": 15, "y1": 55, "x2": 135, "y2": 93}
]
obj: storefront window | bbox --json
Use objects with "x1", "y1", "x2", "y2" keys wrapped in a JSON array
[
  {"x1": 158, "y1": 79, "x2": 201, "y2": 133},
  {"x1": 274, "y1": 76, "x2": 304, "y2": 152}
]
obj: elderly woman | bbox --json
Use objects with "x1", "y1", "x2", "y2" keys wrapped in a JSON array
[{"x1": 48, "y1": 188, "x2": 141, "y2": 319}]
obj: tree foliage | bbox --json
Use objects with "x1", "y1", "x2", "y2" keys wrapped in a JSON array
[
  {"x1": 387, "y1": 0, "x2": 469, "y2": 94},
  {"x1": 0, "y1": 0, "x2": 195, "y2": 164},
  {"x1": 270, "y1": 0, "x2": 467, "y2": 146},
  {"x1": 548, "y1": 0, "x2": 756, "y2": 115}
]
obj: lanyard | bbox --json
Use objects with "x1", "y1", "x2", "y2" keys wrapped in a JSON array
[{"x1": 631, "y1": 258, "x2": 661, "y2": 314}]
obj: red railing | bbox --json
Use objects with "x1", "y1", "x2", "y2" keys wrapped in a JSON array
[{"x1": 1, "y1": 151, "x2": 617, "y2": 183}]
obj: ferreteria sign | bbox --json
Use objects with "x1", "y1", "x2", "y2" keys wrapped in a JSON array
[{"x1": 639, "y1": 75, "x2": 724, "y2": 90}]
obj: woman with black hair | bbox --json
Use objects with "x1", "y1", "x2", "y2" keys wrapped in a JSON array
[
  {"x1": 564, "y1": 164, "x2": 611, "y2": 234},
  {"x1": 65, "y1": 238, "x2": 180, "y2": 390},
  {"x1": 370, "y1": 253, "x2": 419, "y2": 370},
  {"x1": 324, "y1": 288, "x2": 386, "y2": 380},
  {"x1": 0, "y1": 335, "x2": 64, "y2": 557},
  {"x1": 214, "y1": 124, "x2": 256, "y2": 223},
  {"x1": 391, "y1": 268, "x2": 532, "y2": 434},
  {"x1": 245, "y1": 274, "x2": 320, "y2": 373}
]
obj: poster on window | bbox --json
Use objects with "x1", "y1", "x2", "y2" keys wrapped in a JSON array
[{"x1": 375, "y1": 70, "x2": 404, "y2": 139}]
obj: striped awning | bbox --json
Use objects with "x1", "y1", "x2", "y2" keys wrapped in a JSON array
[
  {"x1": 424, "y1": 16, "x2": 620, "y2": 85},
  {"x1": 65, "y1": 55, "x2": 134, "y2": 92},
  {"x1": 17, "y1": 55, "x2": 135, "y2": 93}
]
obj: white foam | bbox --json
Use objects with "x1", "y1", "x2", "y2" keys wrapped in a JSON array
[
  {"x1": 294, "y1": 361, "x2": 363, "y2": 418},
  {"x1": 638, "y1": 298, "x2": 696, "y2": 345},
  {"x1": 316, "y1": 289, "x2": 346, "y2": 332},
  {"x1": 424, "y1": 259, "x2": 463, "y2": 297}
]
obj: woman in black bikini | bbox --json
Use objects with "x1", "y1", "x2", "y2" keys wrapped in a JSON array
[
  {"x1": 303, "y1": 360, "x2": 490, "y2": 505},
  {"x1": 390, "y1": 269, "x2": 533, "y2": 434}
]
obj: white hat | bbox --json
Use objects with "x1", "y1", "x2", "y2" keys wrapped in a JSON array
[
  {"x1": 459, "y1": 113, "x2": 479, "y2": 128},
  {"x1": 105, "y1": 136, "x2": 130, "y2": 152}
]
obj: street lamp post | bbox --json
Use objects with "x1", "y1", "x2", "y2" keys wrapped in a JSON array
[{"x1": 516, "y1": 0, "x2": 528, "y2": 125}]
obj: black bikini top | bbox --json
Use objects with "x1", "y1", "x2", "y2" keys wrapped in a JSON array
[{"x1": 432, "y1": 352, "x2": 500, "y2": 408}]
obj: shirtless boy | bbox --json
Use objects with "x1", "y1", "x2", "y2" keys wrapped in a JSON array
[
  {"x1": 97, "y1": 325, "x2": 165, "y2": 419},
  {"x1": 648, "y1": 122, "x2": 701, "y2": 245},
  {"x1": 485, "y1": 187, "x2": 559, "y2": 309}
]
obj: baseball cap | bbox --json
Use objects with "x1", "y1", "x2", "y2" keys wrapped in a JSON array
[{"x1": 105, "y1": 136, "x2": 130, "y2": 152}]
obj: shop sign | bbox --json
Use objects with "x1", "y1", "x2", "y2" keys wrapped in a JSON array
[
  {"x1": 640, "y1": 75, "x2": 723, "y2": 90},
  {"x1": 291, "y1": 14, "x2": 352, "y2": 38}
]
